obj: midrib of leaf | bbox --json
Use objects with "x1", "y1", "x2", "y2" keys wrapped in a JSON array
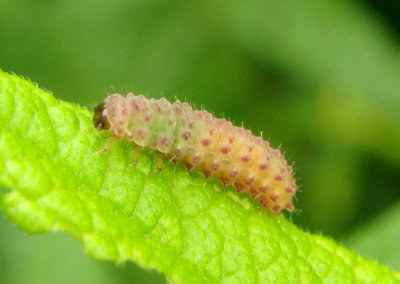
[{"x1": 0, "y1": 70, "x2": 398, "y2": 284}]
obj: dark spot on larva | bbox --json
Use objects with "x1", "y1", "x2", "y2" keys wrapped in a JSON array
[
  {"x1": 229, "y1": 171, "x2": 238, "y2": 178},
  {"x1": 245, "y1": 177, "x2": 254, "y2": 185},
  {"x1": 184, "y1": 161, "x2": 194, "y2": 171},
  {"x1": 220, "y1": 178, "x2": 231, "y2": 186},
  {"x1": 280, "y1": 167, "x2": 286, "y2": 174},
  {"x1": 182, "y1": 132, "x2": 191, "y2": 140},
  {"x1": 192, "y1": 156, "x2": 200, "y2": 164},
  {"x1": 285, "y1": 186, "x2": 295, "y2": 194},
  {"x1": 220, "y1": 146, "x2": 230, "y2": 154},
  {"x1": 210, "y1": 162, "x2": 219, "y2": 171},
  {"x1": 229, "y1": 137, "x2": 234, "y2": 144},
  {"x1": 161, "y1": 137, "x2": 170, "y2": 146},
  {"x1": 259, "y1": 196, "x2": 267, "y2": 206},
  {"x1": 266, "y1": 156, "x2": 271, "y2": 161},
  {"x1": 189, "y1": 122, "x2": 194, "y2": 129},
  {"x1": 259, "y1": 163, "x2": 268, "y2": 170},
  {"x1": 259, "y1": 186, "x2": 268, "y2": 193},
  {"x1": 145, "y1": 116, "x2": 151, "y2": 122},
  {"x1": 202, "y1": 170, "x2": 211, "y2": 179},
  {"x1": 131, "y1": 102, "x2": 140, "y2": 112},
  {"x1": 270, "y1": 194, "x2": 278, "y2": 202},
  {"x1": 217, "y1": 120, "x2": 225, "y2": 127},
  {"x1": 116, "y1": 129, "x2": 123, "y2": 136},
  {"x1": 118, "y1": 120, "x2": 124, "y2": 125},
  {"x1": 240, "y1": 155, "x2": 250, "y2": 162},
  {"x1": 248, "y1": 146, "x2": 253, "y2": 152},
  {"x1": 285, "y1": 203, "x2": 294, "y2": 212},
  {"x1": 234, "y1": 183, "x2": 245, "y2": 192},
  {"x1": 174, "y1": 106, "x2": 182, "y2": 115},
  {"x1": 274, "y1": 175, "x2": 283, "y2": 181},
  {"x1": 168, "y1": 119, "x2": 174, "y2": 126},
  {"x1": 272, "y1": 205, "x2": 281, "y2": 213},
  {"x1": 209, "y1": 129, "x2": 214, "y2": 135},
  {"x1": 137, "y1": 129, "x2": 147, "y2": 139},
  {"x1": 201, "y1": 139, "x2": 211, "y2": 146},
  {"x1": 174, "y1": 149, "x2": 182, "y2": 158},
  {"x1": 249, "y1": 189, "x2": 258, "y2": 198},
  {"x1": 156, "y1": 106, "x2": 162, "y2": 113}
]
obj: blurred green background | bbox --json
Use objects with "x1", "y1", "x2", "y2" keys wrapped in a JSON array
[{"x1": 1, "y1": 0, "x2": 400, "y2": 283}]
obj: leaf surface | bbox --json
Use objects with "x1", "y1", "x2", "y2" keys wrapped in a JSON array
[{"x1": 0, "y1": 70, "x2": 398, "y2": 283}]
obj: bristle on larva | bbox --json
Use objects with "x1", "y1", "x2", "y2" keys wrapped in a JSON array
[{"x1": 93, "y1": 93, "x2": 297, "y2": 213}]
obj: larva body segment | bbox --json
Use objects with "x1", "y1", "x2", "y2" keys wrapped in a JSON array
[{"x1": 93, "y1": 93, "x2": 297, "y2": 213}]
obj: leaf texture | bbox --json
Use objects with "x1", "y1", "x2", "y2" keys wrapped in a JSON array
[{"x1": 0, "y1": 70, "x2": 398, "y2": 283}]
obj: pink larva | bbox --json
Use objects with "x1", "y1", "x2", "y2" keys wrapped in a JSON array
[{"x1": 93, "y1": 93, "x2": 297, "y2": 213}]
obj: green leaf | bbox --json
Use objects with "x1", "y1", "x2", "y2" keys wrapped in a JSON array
[{"x1": 0, "y1": 70, "x2": 398, "y2": 283}]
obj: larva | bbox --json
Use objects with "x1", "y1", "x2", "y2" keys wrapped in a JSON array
[{"x1": 93, "y1": 93, "x2": 297, "y2": 213}]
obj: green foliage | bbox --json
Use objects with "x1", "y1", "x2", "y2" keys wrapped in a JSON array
[
  {"x1": 342, "y1": 203, "x2": 400, "y2": 271},
  {"x1": 0, "y1": 71, "x2": 399, "y2": 283},
  {"x1": 0, "y1": 215, "x2": 164, "y2": 284}
]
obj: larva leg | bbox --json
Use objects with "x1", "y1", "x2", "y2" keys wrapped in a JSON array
[
  {"x1": 148, "y1": 153, "x2": 164, "y2": 177},
  {"x1": 125, "y1": 145, "x2": 142, "y2": 172},
  {"x1": 169, "y1": 155, "x2": 177, "y2": 164},
  {"x1": 94, "y1": 137, "x2": 115, "y2": 154}
]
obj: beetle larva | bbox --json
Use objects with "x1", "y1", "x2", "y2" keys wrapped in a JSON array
[{"x1": 93, "y1": 93, "x2": 297, "y2": 213}]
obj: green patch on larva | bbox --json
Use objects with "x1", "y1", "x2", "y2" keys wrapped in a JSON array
[{"x1": 93, "y1": 93, "x2": 297, "y2": 213}]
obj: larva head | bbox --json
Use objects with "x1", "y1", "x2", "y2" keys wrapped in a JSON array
[{"x1": 93, "y1": 103, "x2": 110, "y2": 131}]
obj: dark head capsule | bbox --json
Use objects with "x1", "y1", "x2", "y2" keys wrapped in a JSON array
[{"x1": 93, "y1": 103, "x2": 110, "y2": 130}]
